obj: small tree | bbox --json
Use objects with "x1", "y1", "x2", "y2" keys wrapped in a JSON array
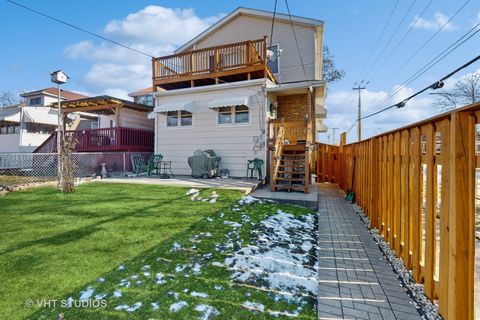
[
  {"x1": 59, "y1": 135, "x2": 78, "y2": 193},
  {"x1": 434, "y1": 73, "x2": 480, "y2": 112},
  {"x1": 322, "y1": 46, "x2": 345, "y2": 83}
]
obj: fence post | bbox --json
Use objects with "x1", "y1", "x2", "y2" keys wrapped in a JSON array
[
  {"x1": 123, "y1": 152, "x2": 126, "y2": 177},
  {"x1": 447, "y1": 111, "x2": 475, "y2": 320}
]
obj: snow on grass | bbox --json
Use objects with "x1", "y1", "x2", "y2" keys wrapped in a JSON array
[
  {"x1": 169, "y1": 301, "x2": 188, "y2": 312},
  {"x1": 114, "y1": 302, "x2": 142, "y2": 312},
  {"x1": 224, "y1": 209, "x2": 317, "y2": 303},
  {"x1": 79, "y1": 286, "x2": 94, "y2": 300},
  {"x1": 190, "y1": 291, "x2": 209, "y2": 299},
  {"x1": 243, "y1": 301, "x2": 265, "y2": 312},
  {"x1": 151, "y1": 302, "x2": 160, "y2": 310},
  {"x1": 195, "y1": 304, "x2": 220, "y2": 320}
]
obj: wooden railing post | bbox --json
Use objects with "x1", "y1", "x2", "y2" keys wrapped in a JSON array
[{"x1": 447, "y1": 111, "x2": 475, "y2": 320}]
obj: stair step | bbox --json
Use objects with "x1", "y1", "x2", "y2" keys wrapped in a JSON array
[
  {"x1": 274, "y1": 177, "x2": 305, "y2": 182},
  {"x1": 277, "y1": 171, "x2": 306, "y2": 174},
  {"x1": 280, "y1": 159, "x2": 305, "y2": 162},
  {"x1": 278, "y1": 165, "x2": 305, "y2": 168},
  {"x1": 274, "y1": 185, "x2": 307, "y2": 192}
]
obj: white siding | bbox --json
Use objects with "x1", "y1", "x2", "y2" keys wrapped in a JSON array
[
  {"x1": 19, "y1": 132, "x2": 51, "y2": 152},
  {"x1": 190, "y1": 15, "x2": 317, "y2": 83},
  {"x1": 0, "y1": 134, "x2": 20, "y2": 152},
  {"x1": 154, "y1": 84, "x2": 267, "y2": 177},
  {"x1": 119, "y1": 109, "x2": 154, "y2": 130}
]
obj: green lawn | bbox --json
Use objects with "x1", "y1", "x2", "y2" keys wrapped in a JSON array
[{"x1": 0, "y1": 182, "x2": 316, "y2": 319}]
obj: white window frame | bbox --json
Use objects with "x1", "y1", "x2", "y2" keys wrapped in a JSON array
[
  {"x1": 217, "y1": 105, "x2": 251, "y2": 127},
  {"x1": 29, "y1": 97, "x2": 42, "y2": 106},
  {"x1": 267, "y1": 43, "x2": 280, "y2": 75},
  {"x1": 165, "y1": 110, "x2": 194, "y2": 129}
]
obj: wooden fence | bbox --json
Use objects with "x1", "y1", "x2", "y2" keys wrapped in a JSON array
[{"x1": 317, "y1": 102, "x2": 480, "y2": 320}]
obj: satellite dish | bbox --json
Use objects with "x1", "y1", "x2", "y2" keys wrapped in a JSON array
[{"x1": 267, "y1": 49, "x2": 277, "y2": 62}]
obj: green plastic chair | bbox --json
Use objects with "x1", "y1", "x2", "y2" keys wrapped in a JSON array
[
  {"x1": 246, "y1": 158, "x2": 264, "y2": 179},
  {"x1": 148, "y1": 154, "x2": 163, "y2": 176},
  {"x1": 131, "y1": 153, "x2": 149, "y2": 176}
]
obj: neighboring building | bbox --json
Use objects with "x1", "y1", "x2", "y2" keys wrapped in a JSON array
[
  {"x1": 0, "y1": 88, "x2": 89, "y2": 152},
  {"x1": 35, "y1": 96, "x2": 154, "y2": 153},
  {"x1": 146, "y1": 7, "x2": 328, "y2": 192}
]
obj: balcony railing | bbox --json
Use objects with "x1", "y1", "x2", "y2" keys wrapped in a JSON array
[
  {"x1": 34, "y1": 127, "x2": 154, "y2": 153},
  {"x1": 152, "y1": 37, "x2": 275, "y2": 89}
]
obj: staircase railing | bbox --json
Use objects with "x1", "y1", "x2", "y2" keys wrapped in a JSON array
[{"x1": 270, "y1": 124, "x2": 285, "y2": 191}]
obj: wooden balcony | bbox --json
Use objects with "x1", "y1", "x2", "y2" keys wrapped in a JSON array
[
  {"x1": 34, "y1": 127, "x2": 154, "y2": 153},
  {"x1": 152, "y1": 37, "x2": 276, "y2": 90}
]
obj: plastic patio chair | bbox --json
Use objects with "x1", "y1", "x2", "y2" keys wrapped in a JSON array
[
  {"x1": 246, "y1": 158, "x2": 264, "y2": 179},
  {"x1": 148, "y1": 154, "x2": 163, "y2": 176}
]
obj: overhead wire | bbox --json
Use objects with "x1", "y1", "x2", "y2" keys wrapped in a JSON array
[{"x1": 284, "y1": 0, "x2": 308, "y2": 81}]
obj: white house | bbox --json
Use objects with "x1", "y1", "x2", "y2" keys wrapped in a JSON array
[
  {"x1": 145, "y1": 7, "x2": 328, "y2": 192},
  {"x1": 0, "y1": 88, "x2": 89, "y2": 152}
]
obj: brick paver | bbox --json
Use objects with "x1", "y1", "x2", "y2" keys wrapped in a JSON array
[{"x1": 316, "y1": 184, "x2": 421, "y2": 320}]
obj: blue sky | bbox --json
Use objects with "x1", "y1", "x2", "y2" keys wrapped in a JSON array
[{"x1": 0, "y1": 0, "x2": 479, "y2": 142}]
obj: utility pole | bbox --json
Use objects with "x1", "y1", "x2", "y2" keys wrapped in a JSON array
[
  {"x1": 330, "y1": 127, "x2": 339, "y2": 145},
  {"x1": 353, "y1": 83, "x2": 366, "y2": 142}
]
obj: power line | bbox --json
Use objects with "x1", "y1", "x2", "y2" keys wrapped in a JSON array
[
  {"x1": 360, "y1": 53, "x2": 480, "y2": 121},
  {"x1": 284, "y1": 0, "x2": 308, "y2": 81},
  {"x1": 353, "y1": 84, "x2": 367, "y2": 141},
  {"x1": 363, "y1": 0, "x2": 418, "y2": 82},
  {"x1": 269, "y1": 0, "x2": 278, "y2": 48},
  {"x1": 6, "y1": 0, "x2": 155, "y2": 59},
  {"x1": 364, "y1": 19, "x2": 480, "y2": 115},
  {"x1": 389, "y1": 0, "x2": 471, "y2": 81},
  {"x1": 366, "y1": 0, "x2": 434, "y2": 85},
  {"x1": 353, "y1": 0, "x2": 400, "y2": 84}
]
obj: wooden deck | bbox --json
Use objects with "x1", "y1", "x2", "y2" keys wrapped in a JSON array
[
  {"x1": 152, "y1": 37, "x2": 276, "y2": 90},
  {"x1": 34, "y1": 127, "x2": 154, "y2": 153}
]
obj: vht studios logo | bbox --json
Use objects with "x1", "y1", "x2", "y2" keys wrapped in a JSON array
[{"x1": 25, "y1": 299, "x2": 107, "y2": 308}]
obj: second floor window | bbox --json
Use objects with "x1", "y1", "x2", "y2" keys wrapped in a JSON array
[
  {"x1": 134, "y1": 95, "x2": 154, "y2": 106},
  {"x1": 166, "y1": 110, "x2": 193, "y2": 127},
  {"x1": 267, "y1": 44, "x2": 280, "y2": 74},
  {"x1": 29, "y1": 97, "x2": 42, "y2": 106}
]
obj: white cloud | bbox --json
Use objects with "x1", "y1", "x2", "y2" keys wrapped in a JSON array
[
  {"x1": 320, "y1": 85, "x2": 436, "y2": 144},
  {"x1": 64, "y1": 5, "x2": 222, "y2": 96},
  {"x1": 411, "y1": 12, "x2": 457, "y2": 32}
]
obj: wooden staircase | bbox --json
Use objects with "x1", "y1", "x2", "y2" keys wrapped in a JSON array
[{"x1": 272, "y1": 144, "x2": 309, "y2": 193}]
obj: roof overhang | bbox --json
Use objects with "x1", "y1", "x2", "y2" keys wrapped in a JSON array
[
  {"x1": 175, "y1": 7, "x2": 323, "y2": 53},
  {"x1": 50, "y1": 95, "x2": 153, "y2": 115},
  {"x1": 265, "y1": 80, "x2": 326, "y2": 94}
]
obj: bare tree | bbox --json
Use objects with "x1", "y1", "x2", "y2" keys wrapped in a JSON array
[
  {"x1": 0, "y1": 91, "x2": 18, "y2": 108},
  {"x1": 434, "y1": 73, "x2": 480, "y2": 112},
  {"x1": 322, "y1": 46, "x2": 345, "y2": 83}
]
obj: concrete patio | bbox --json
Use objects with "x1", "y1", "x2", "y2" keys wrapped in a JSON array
[{"x1": 95, "y1": 175, "x2": 261, "y2": 193}]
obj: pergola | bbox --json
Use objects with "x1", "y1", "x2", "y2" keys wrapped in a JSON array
[{"x1": 51, "y1": 95, "x2": 153, "y2": 125}]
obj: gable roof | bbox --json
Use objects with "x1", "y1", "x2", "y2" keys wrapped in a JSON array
[
  {"x1": 175, "y1": 7, "x2": 323, "y2": 53},
  {"x1": 20, "y1": 87, "x2": 89, "y2": 100}
]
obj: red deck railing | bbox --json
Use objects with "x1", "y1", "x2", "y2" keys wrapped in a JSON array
[{"x1": 34, "y1": 127, "x2": 154, "y2": 153}]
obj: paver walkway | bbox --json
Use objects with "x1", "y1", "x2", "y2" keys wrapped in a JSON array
[{"x1": 317, "y1": 184, "x2": 422, "y2": 320}]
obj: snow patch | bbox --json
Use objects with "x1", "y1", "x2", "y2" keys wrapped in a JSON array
[
  {"x1": 195, "y1": 304, "x2": 220, "y2": 320},
  {"x1": 190, "y1": 291, "x2": 208, "y2": 299},
  {"x1": 243, "y1": 301, "x2": 265, "y2": 312},
  {"x1": 79, "y1": 286, "x2": 94, "y2": 300},
  {"x1": 169, "y1": 301, "x2": 188, "y2": 312}
]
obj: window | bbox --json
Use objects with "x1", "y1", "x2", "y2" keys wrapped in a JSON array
[
  {"x1": 28, "y1": 97, "x2": 42, "y2": 106},
  {"x1": 134, "y1": 95, "x2": 154, "y2": 106},
  {"x1": 167, "y1": 110, "x2": 192, "y2": 127},
  {"x1": 25, "y1": 123, "x2": 55, "y2": 134},
  {"x1": 0, "y1": 121, "x2": 20, "y2": 134},
  {"x1": 267, "y1": 44, "x2": 280, "y2": 74},
  {"x1": 217, "y1": 105, "x2": 249, "y2": 125},
  {"x1": 218, "y1": 107, "x2": 232, "y2": 125}
]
